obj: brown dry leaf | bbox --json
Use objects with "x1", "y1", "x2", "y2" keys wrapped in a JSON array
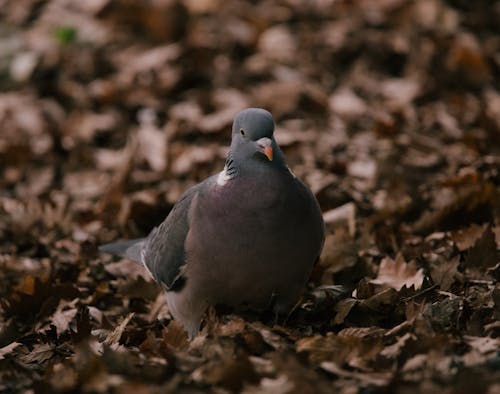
[
  {"x1": 451, "y1": 223, "x2": 488, "y2": 251},
  {"x1": 249, "y1": 323, "x2": 287, "y2": 351},
  {"x1": 462, "y1": 336, "x2": 500, "y2": 367},
  {"x1": 322, "y1": 202, "x2": 357, "y2": 236},
  {"x1": 64, "y1": 171, "x2": 112, "y2": 199},
  {"x1": 63, "y1": 111, "x2": 119, "y2": 142},
  {"x1": 297, "y1": 331, "x2": 382, "y2": 367},
  {"x1": 380, "y1": 77, "x2": 420, "y2": 105},
  {"x1": 117, "y1": 275, "x2": 158, "y2": 301},
  {"x1": 446, "y1": 32, "x2": 491, "y2": 86},
  {"x1": 104, "y1": 313, "x2": 135, "y2": 347},
  {"x1": 337, "y1": 327, "x2": 387, "y2": 339},
  {"x1": 0, "y1": 342, "x2": 21, "y2": 360},
  {"x1": 380, "y1": 332, "x2": 415, "y2": 359},
  {"x1": 423, "y1": 297, "x2": 461, "y2": 331},
  {"x1": 17, "y1": 167, "x2": 54, "y2": 197},
  {"x1": 464, "y1": 336, "x2": 500, "y2": 355},
  {"x1": 216, "y1": 316, "x2": 246, "y2": 337},
  {"x1": 137, "y1": 109, "x2": 167, "y2": 172},
  {"x1": 252, "y1": 81, "x2": 303, "y2": 116},
  {"x1": 50, "y1": 299, "x2": 79, "y2": 335},
  {"x1": 274, "y1": 121, "x2": 316, "y2": 147},
  {"x1": 47, "y1": 362, "x2": 80, "y2": 393},
  {"x1": 320, "y1": 361, "x2": 392, "y2": 387},
  {"x1": 413, "y1": 183, "x2": 496, "y2": 235},
  {"x1": 401, "y1": 353, "x2": 427, "y2": 373},
  {"x1": 402, "y1": 148, "x2": 442, "y2": 170},
  {"x1": 242, "y1": 374, "x2": 295, "y2": 394},
  {"x1": 13, "y1": 274, "x2": 37, "y2": 295},
  {"x1": 359, "y1": 288, "x2": 400, "y2": 315},
  {"x1": 170, "y1": 144, "x2": 220, "y2": 176},
  {"x1": 371, "y1": 254, "x2": 424, "y2": 290},
  {"x1": 113, "y1": 44, "x2": 181, "y2": 83},
  {"x1": 18, "y1": 343, "x2": 55, "y2": 365},
  {"x1": 168, "y1": 100, "x2": 203, "y2": 127},
  {"x1": 320, "y1": 228, "x2": 358, "y2": 277},
  {"x1": 329, "y1": 88, "x2": 367, "y2": 119},
  {"x1": 240, "y1": 330, "x2": 271, "y2": 356},
  {"x1": 191, "y1": 353, "x2": 259, "y2": 391},
  {"x1": 258, "y1": 25, "x2": 296, "y2": 63},
  {"x1": 198, "y1": 89, "x2": 248, "y2": 134},
  {"x1": 333, "y1": 298, "x2": 358, "y2": 325},
  {"x1": 162, "y1": 320, "x2": 189, "y2": 350},
  {"x1": 2, "y1": 275, "x2": 79, "y2": 322},
  {"x1": 305, "y1": 285, "x2": 351, "y2": 315},
  {"x1": 104, "y1": 259, "x2": 152, "y2": 281},
  {"x1": 464, "y1": 226, "x2": 498, "y2": 269},
  {"x1": 464, "y1": 336, "x2": 500, "y2": 356},
  {"x1": 430, "y1": 255, "x2": 461, "y2": 291}
]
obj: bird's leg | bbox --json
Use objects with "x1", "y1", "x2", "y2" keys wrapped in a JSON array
[
  {"x1": 267, "y1": 291, "x2": 280, "y2": 326},
  {"x1": 273, "y1": 310, "x2": 280, "y2": 326},
  {"x1": 272, "y1": 294, "x2": 300, "y2": 326}
]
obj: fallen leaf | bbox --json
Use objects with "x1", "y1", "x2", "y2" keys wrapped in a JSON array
[
  {"x1": 333, "y1": 298, "x2": 358, "y2": 325},
  {"x1": 380, "y1": 78, "x2": 420, "y2": 107},
  {"x1": 322, "y1": 202, "x2": 357, "y2": 236},
  {"x1": 430, "y1": 255, "x2": 461, "y2": 291},
  {"x1": 0, "y1": 342, "x2": 21, "y2": 360},
  {"x1": 50, "y1": 299, "x2": 79, "y2": 335},
  {"x1": 162, "y1": 320, "x2": 189, "y2": 350},
  {"x1": 423, "y1": 297, "x2": 461, "y2": 331},
  {"x1": 451, "y1": 223, "x2": 488, "y2": 251},
  {"x1": 258, "y1": 25, "x2": 296, "y2": 63},
  {"x1": 464, "y1": 336, "x2": 500, "y2": 355},
  {"x1": 320, "y1": 361, "x2": 392, "y2": 387},
  {"x1": 104, "y1": 313, "x2": 135, "y2": 347},
  {"x1": 320, "y1": 229, "x2": 358, "y2": 280},
  {"x1": 464, "y1": 226, "x2": 498, "y2": 268},
  {"x1": 371, "y1": 254, "x2": 424, "y2": 290},
  {"x1": 18, "y1": 343, "x2": 55, "y2": 364},
  {"x1": 329, "y1": 88, "x2": 367, "y2": 119},
  {"x1": 242, "y1": 374, "x2": 295, "y2": 394},
  {"x1": 401, "y1": 353, "x2": 427, "y2": 372},
  {"x1": 104, "y1": 259, "x2": 151, "y2": 281},
  {"x1": 192, "y1": 353, "x2": 259, "y2": 391},
  {"x1": 380, "y1": 332, "x2": 415, "y2": 358},
  {"x1": 137, "y1": 108, "x2": 167, "y2": 172}
]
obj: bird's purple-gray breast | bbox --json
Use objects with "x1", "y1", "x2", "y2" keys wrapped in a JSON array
[{"x1": 181, "y1": 168, "x2": 324, "y2": 310}]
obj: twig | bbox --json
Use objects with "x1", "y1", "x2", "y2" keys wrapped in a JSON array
[
  {"x1": 401, "y1": 284, "x2": 438, "y2": 302},
  {"x1": 465, "y1": 279, "x2": 495, "y2": 286}
]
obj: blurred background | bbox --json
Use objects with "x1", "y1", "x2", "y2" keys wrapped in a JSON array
[
  {"x1": 0, "y1": 0, "x2": 499, "y2": 393},
  {"x1": 1, "y1": 0, "x2": 498, "y2": 237}
]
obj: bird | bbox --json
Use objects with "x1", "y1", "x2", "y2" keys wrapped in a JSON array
[{"x1": 100, "y1": 108, "x2": 325, "y2": 338}]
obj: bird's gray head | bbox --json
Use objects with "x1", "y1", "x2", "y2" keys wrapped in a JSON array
[{"x1": 229, "y1": 108, "x2": 285, "y2": 168}]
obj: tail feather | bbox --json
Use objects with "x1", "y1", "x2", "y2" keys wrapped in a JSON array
[{"x1": 99, "y1": 238, "x2": 146, "y2": 263}]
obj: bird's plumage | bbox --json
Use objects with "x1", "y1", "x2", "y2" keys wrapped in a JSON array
[
  {"x1": 99, "y1": 238, "x2": 145, "y2": 262},
  {"x1": 100, "y1": 108, "x2": 325, "y2": 338}
]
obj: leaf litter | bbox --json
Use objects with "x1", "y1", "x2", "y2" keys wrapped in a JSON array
[{"x1": 0, "y1": 0, "x2": 499, "y2": 393}]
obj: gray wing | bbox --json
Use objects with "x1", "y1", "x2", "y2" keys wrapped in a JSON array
[
  {"x1": 99, "y1": 238, "x2": 146, "y2": 262},
  {"x1": 142, "y1": 180, "x2": 207, "y2": 290}
]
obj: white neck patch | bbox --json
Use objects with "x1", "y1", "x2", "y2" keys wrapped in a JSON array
[{"x1": 217, "y1": 166, "x2": 231, "y2": 186}]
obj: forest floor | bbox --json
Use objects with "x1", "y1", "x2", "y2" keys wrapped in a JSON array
[{"x1": 0, "y1": 0, "x2": 499, "y2": 393}]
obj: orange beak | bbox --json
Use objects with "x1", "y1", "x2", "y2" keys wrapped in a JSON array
[
  {"x1": 264, "y1": 146, "x2": 273, "y2": 161},
  {"x1": 257, "y1": 137, "x2": 274, "y2": 161}
]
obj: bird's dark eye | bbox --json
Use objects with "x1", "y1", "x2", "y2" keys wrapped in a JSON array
[{"x1": 240, "y1": 128, "x2": 245, "y2": 136}]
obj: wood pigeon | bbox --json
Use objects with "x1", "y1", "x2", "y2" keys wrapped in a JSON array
[{"x1": 100, "y1": 108, "x2": 325, "y2": 338}]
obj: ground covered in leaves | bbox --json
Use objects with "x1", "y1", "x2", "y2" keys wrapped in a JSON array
[{"x1": 1, "y1": 0, "x2": 499, "y2": 393}]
